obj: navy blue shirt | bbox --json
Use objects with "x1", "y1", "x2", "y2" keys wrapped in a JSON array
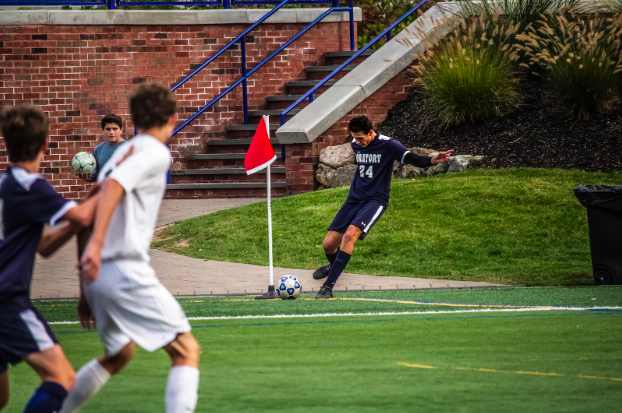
[
  {"x1": 0, "y1": 167, "x2": 75, "y2": 302},
  {"x1": 348, "y1": 133, "x2": 429, "y2": 206}
]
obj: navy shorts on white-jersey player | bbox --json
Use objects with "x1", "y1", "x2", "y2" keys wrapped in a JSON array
[
  {"x1": 0, "y1": 298, "x2": 58, "y2": 373},
  {"x1": 328, "y1": 200, "x2": 385, "y2": 240}
]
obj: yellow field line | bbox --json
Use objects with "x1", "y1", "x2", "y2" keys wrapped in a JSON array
[
  {"x1": 340, "y1": 298, "x2": 555, "y2": 309},
  {"x1": 398, "y1": 362, "x2": 622, "y2": 382}
]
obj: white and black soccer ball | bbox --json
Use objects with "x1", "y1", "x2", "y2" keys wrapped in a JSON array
[
  {"x1": 277, "y1": 275, "x2": 302, "y2": 300},
  {"x1": 72, "y1": 152, "x2": 97, "y2": 174}
]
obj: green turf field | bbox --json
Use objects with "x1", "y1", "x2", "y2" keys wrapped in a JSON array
[
  {"x1": 151, "y1": 168, "x2": 622, "y2": 286},
  {"x1": 6, "y1": 287, "x2": 622, "y2": 412}
]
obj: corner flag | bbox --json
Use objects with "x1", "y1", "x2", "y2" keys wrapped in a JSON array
[
  {"x1": 245, "y1": 116, "x2": 280, "y2": 300},
  {"x1": 245, "y1": 116, "x2": 276, "y2": 175}
]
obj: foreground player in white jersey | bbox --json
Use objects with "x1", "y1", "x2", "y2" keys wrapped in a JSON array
[{"x1": 60, "y1": 84, "x2": 201, "y2": 413}]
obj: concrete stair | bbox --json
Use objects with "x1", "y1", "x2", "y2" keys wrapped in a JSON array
[{"x1": 166, "y1": 50, "x2": 374, "y2": 199}]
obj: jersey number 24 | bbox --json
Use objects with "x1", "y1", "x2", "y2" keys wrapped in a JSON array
[{"x1": 359, "y1": 165, "x2": 373, "y2": 178}]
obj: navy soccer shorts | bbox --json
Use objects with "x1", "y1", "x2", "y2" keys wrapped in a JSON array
[
  {"x1": 0, "y1": 299, "x2": 58, "y2": 373},
  {"x1": 328, "y1": 200, "x2": 386, "y2": 240}
]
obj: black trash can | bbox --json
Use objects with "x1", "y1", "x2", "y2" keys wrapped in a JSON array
[{"x1": 574, "y1": 185, "x2": 622, "y2": 285}]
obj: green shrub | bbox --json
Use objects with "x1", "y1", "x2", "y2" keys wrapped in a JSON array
[
  {"x1": 355, "y1": 0, "x2": 424, "y2": 50},
  {"x1": 415, "y1": 16, "x2": 522, "y2": 125},
  {"x1": 516, "y1": 13, "x2": 622, "y2": 118}
]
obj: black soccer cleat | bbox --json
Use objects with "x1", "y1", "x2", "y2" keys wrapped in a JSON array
[
  {"x1": 313, "y1": 265, "x2": 331, "y2": 280},
  {"x1": 315, "y1": 284, "x2": 334, "y2": 299}
]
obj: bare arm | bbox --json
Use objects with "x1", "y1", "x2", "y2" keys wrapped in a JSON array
[
  {"x1": 38, "y1": 222, "x2": 82, "y2": 258},
  {"x1": 61, "y1": 193, "x2": 99, "y2": 228},
  {"x1": 37, "y1": 190, "x2": 100, "y2": 257},
  {"x1": 80, "y1": 179, "x2": 125, "y2": 284}
]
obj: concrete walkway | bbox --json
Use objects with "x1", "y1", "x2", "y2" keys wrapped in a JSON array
[{"x1": 32, "y1": 199, "x2": 505, "y2": 299}]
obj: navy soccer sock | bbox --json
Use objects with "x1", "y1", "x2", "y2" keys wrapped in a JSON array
[
  {"x1": 24, "y1": 381, "x2": 68, "y2": 413},
  {"x1": 325, "y1": 250, "x2": 351, "y2": 288},
  {"x1": 325, "y1": 248, "x2": 340, "y2": 266}
]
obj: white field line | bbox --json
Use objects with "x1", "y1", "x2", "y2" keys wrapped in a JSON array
[{"x1": 48, "y1": 306, "x2": 622, "y2": 324}]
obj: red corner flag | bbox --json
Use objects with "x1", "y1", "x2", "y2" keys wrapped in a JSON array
[{"x1": 244, "y1": 116, "x2": 276, "y2": 175}]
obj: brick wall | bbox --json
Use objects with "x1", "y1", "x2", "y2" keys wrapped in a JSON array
[
  {"x1": 284, "y1": 71, "x2": 412, "y2": 194},
  {"x1": 0, "y1": 20, "x2": 352, "y2": 199}
]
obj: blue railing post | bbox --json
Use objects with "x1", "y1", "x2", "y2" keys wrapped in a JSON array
[
  {"x1": 331, "y1": 0, "x2": 338, "y2": 7},
  {"x1": 224, "y1": 0, "x2": 230, "y2": 8},
  {"x1": 386, "y1": 29, "x2": 392, "y2": 41},
  {"x1": 349, "y1": 0, "x2": 354, "y2": 51},
  {"x1": 108, "y1": 0, "x2": 114, "y2": 9},
  {"x1": 241, "y1": 36, "x2": 249, "y2": 125}
]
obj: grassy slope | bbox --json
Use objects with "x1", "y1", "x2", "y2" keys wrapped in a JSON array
[
  {"x1": 7, "y1": 310, "x2": 622, "y2": 412},
  {"x1": 152, "y1": 168, "x2": 622, "y2": 286},
  {"x1": 34, "y1": 286, "x2": 622, "y2": 321}
]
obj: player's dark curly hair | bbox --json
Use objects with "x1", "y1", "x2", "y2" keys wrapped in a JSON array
[
  {"x1": 348, "y1": 116, "x2": 374, "y2": 135},
  {"x1": 100, "y1": 113, "x2": 123, "y2": 130},
  {"x1": 130, "y1": 84, "x2": 177, "y2": 131},
  {"x1": 0, "y1": 106, "x2": 49, "y2": 163}
]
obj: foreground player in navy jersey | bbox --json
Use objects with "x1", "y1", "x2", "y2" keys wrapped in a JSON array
[
  {"x1": 314, "y1": 116, "x2": 453, "y2": 299},
  {"x1": 0, "y1": 106, "x2": 100, "y2": 413}
]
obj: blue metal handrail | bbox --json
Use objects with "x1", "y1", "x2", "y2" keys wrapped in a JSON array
[
  {"x1": 279, "y1": 0, "x2": 427, "y2": 129},
  {"x1": 170, "y1": 0, "x2": 291, "y2": 94},
  {"x1": 171, "y1": 2, "x2": 354, "y2": 137}
]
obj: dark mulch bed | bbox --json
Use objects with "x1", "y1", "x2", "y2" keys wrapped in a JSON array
[{"x1": 379, "y1": 76, "x2": 622, "y2": 172}]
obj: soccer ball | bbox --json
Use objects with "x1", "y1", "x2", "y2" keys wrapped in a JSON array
[
  {"x1": 277, "y1": 275, "x2": 302, "y2": 300},
  {"x1": 72, "y1": 152, "x2": 97, "y2": 174}
]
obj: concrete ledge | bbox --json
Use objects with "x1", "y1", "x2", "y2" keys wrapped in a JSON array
[
  {"x1": 0, "y1": 7, "x2": 361, "y2": 25},
  {"x1": 276, "y1": 3, "x2": 461, "y2": 144}
]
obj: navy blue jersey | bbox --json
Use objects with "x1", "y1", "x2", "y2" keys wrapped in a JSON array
[
  {"x1": 347, "y1": 133, "x2": 413, "y2": 206},
  {"x1": 0, "y1": 167, "x2": 75, "y2": 301}
]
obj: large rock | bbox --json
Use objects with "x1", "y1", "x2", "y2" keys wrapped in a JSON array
[
  {"x1": 409, "y1": 147, "x2": 436, "y2": 157},
  {"x1": 319, "y1": 143, "x2": 356, "y2": 169},
  {"x1": 447, "y1": 155, "x2": 470, "y2": 173},
  {"x1": 395, "y1": 164, "x2": 423, "y2": 179},
  {"x1": 332, "y1": 164, "x2": 358, "y2": 188},
  {"x1": 423, "y1": 161, "x2": 450, "y2": 177},
  {"x1": 316, "y1": 163, "x2": 335, "y2": 188}
]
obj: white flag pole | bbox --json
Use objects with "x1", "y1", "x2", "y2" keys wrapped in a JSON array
[
  {"x1": 267, "y1": 162, "x2": 273, "y2": 287},
  {"x1": 255, "y1": 115, "x2": 279, "y2": 299}
]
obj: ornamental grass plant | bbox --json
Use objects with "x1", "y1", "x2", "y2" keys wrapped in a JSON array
[
  {"x1": 414, "y1": 15, "x2": 522, "y2": 125},
  {"x1": 516, "y1": 13, "x2": 622, "y2": 118},
  {"x1": 453, "y1": 0, "x2": 580, "y2": 36}
]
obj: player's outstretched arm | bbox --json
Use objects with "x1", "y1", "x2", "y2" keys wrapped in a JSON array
[
  {"x1": 80, "y1": 178, "x2": 125, "y2": 284},
  {"x1": 38, "y1": 222, "x2": 83, "y2": 258},
  {"x1": 37, "y1": 192, "x2": 100, "y2": 257}
]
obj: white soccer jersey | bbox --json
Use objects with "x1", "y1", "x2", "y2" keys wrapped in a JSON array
[
  {"x1": 88, "y1": 134, "x2": 190, "y2": 355},
  {"x1": 97, "y1": 134, "x2": 170, "y2": 263}
]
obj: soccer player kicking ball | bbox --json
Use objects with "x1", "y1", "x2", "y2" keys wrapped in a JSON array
[
  {"x1": 0, "y1": 106, "x2": 99, "y2": 412},
  {"x1": 60, "y1": 84, "x2": 201, "y2": 413},
  {"x1": 314, "y1": 115, "x2": 453, "y2": 299}
]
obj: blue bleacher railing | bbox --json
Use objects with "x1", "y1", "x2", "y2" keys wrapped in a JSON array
[
  {"x1": 278, "y1": 0, "x2": 425, "y2": 160},
  {"x1": 170, "y1": 0, "x2": 354, "y2": 138}
]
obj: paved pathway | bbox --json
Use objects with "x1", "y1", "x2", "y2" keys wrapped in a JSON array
[{"x1": 32, "y1": 199, "x2": 505, "y2": 299}]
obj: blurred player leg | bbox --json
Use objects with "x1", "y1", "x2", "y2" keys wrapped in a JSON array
[
  {"x1": 0, "y1": 370, "x2": 8, "y2": 410},
  {"x1": 163, "y1": 332, "x2": 200, "y2": 413},
  {"x1": 60, "y1": 342, "x2": 134, "y2": 413},
  {"x1": 23, "y1": 345, "x2": 75, "y2": 413}
]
